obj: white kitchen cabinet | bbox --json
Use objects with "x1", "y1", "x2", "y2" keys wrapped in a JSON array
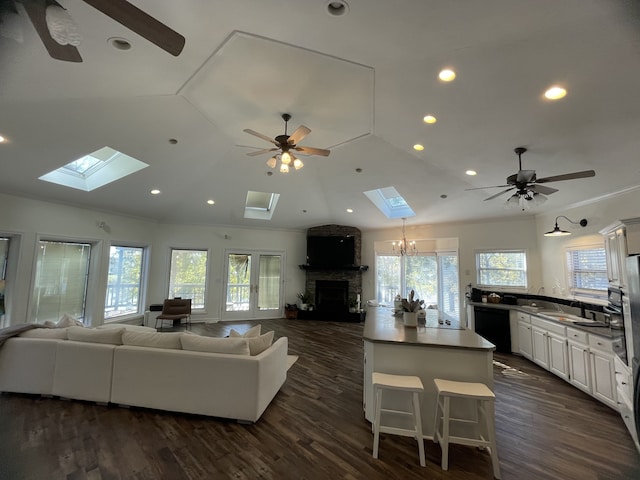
[
  {"x1": 530, "y1": 317, "x2": 567, "y2": 377},
  {"x1": 600, "y1": 218, "x2": 640, "y2": 288},
  {"x1": 614, "y1": 355, "x2": 639, "y2": 448},
  {"x1": 517, "y1": 312, "x2": 533, "y2": 360},
  {"x1": 518, "y1": 321, "x2": 533, "y2": 360},
  {"x1": 566, "y1": 328, "x2": 591, "y2": 394},
  {"x1": 588, "y1": 336, "x2": 617, "y2": 409}
]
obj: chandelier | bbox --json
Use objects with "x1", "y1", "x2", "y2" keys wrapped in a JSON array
[{"x1": 392, "y1": 218, "x2": 417, "y2": 256}]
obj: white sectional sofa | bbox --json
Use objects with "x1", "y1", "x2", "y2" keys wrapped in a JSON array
[{"x1": 0, "y1": 324, "x2": 288, "y2": 422}]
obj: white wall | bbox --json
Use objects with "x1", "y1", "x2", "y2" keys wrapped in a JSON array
[
  {"x1": 361, "y1": 216, "x2": 542, "y2": 304},
  {"x1": 0, "y1": 193, "x2": 306, "y2": 326},
  {"x1": 535, "y1": 187, "x2": 640, "y2": 298}
]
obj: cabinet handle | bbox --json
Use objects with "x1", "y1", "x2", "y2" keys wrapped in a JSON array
[{"x1": 622, "y1": 381, "x2": 627, "y2": 385}]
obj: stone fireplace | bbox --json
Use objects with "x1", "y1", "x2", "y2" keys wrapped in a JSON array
[{"x1": 298, "y1": 225, "x2": 368, "y2": 322}]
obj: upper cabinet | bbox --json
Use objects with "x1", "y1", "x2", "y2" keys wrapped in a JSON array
[{"x1": 600, "y1": 218, "x2": 640, "y2": 289}]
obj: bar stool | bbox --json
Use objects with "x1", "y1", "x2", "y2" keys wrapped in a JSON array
[
  {"x1": 433, "y1": 378, "x2": 501, "y2": 479},
  {"x1": 372, "y1": 372, "x2": 425, "y2": 467}
]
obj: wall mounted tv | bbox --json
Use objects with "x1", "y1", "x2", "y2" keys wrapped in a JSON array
[{"x1": 306, "y1": 236, "x2": 356, "y2": 267}]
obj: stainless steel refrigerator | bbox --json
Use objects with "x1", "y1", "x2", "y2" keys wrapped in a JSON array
[{"x1": 626, "y1": 255, "x2": 640, "y2": 444}]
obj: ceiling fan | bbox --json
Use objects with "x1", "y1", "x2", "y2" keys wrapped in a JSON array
[
  {"x1": 243, "y1": 113, "x2": 330, "y2": 173},
  {"x1": 466, "y1": 147, "x2": 596, "y2": 205},
  {"x1": 6, "y1": 0, "x2": 185, "y2": 62}
]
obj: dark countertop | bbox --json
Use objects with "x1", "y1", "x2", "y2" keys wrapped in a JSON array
[
  {"x1": 363, "y1": 307, "x2": 495, "y2": 351},
  {"x1": 467, "y1": 301, "x2": 615, "y2": 339}
]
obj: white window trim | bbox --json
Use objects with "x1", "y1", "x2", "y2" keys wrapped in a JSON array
[
  {"x1": 168, "y1": 247, "x2": 211, "y2": 313},
  {"x1": 475, "y1": 249, "x2": 528, "y2": 291},
  {"x1": 564, "y1": 243, "x2": 607, "y2": 302},
  {"x1": 103, "y1": 243, "x2": 150, "y2": 322}
]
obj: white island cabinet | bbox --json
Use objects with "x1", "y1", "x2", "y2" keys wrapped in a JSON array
[{"x1": 363, "y1": 307, "x2": 495, "y2": 438}]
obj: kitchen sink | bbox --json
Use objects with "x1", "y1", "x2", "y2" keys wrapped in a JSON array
[{"x1": 519, "y1": 305, "x2": 543, "y2": 312}]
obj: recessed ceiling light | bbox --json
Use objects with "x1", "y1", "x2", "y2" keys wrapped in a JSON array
[
  {"x1": 439, "y1": 69, "x2": 456, "y2": 82},
  {"x1": 0, "y1": 135, "x2": 6, "y2": 143},
  {"x1": 150, "y1": 189, "x2": 161, "y2": 195},
  {"x1": 544, "y1": 86, "x2": 567, "y2": 100},
  {"x1": 169, "y1": 138, "x2": 178, "y2": 145},
  {"x1": 413, "y1": 144, "x2": 425, "y2": 151},
  {"x1": 207, "y1": 199, "x2": 215, "y2": 205},
  {"x1": 355, "y1": 168, "x2": 363, "y2": 173},
  {"x1": 423, "y1": 115, "x2": 437, "y2": 124},
  {"x1": 440, "y1": 194, "x2": 448, "y2": 199},
  {"x1": 326, "y1": 0, "x2": 349, "y2": 16},
  {"x1": 465, "y1": 170, "x2": 477, "y2": 176},
  {"x1": 346, "y1": 208, "x2": 353, "y2": 213},
  {"x1": 109, "y1": 37, "x2": 132, "y2": 51}
]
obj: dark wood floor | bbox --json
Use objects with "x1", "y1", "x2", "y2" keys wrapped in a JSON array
[{"x1": 1, "y1": 318, "x2": 639, "y2": 480}]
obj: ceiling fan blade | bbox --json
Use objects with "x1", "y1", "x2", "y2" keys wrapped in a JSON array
[
  {"x1": 516, "y1": 170, "x2": 536, "y2": 183},
  {"x1": 484, "y1": 187, "x2": 515, "y2": 201},
  {"x1": 464, "y1": 184, "x2": 510, "y2": 191},
  {"x1": 535, "y1": 170, "x2": 596, "y2": 183},
  {"x1": 81, "y1": 0, "x2": 185, "y2": 56},
  {"x1": 288, "y1": 125, "x2": 311, "y2": 145},
  {"x1": 294, "y1": 145, "x2": 331, "y2": 157},
  {"x1": 246, "y1": 148, "x2": 278, "y2": 157},
  {"x1": 243, "y1": 129, "x2": 278, "y2": 146},
  {"x1": 22, "y1": 0, "x2": 82, "y2": 62},
  {"x1": 528, "y1": 184, "x2": 558, "y2": 195}
]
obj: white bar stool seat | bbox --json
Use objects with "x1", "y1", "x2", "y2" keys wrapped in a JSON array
[
  {"x1": 433, "y1": 378, "x2": 501, "y2": 478},
  {"x1": 372, "y1": 372, "x2": 425, "y2": 467}
]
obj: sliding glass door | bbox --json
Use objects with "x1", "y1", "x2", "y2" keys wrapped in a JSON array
[{"x1": 222, "y1": 250, "x2": 283, "y2": 320}]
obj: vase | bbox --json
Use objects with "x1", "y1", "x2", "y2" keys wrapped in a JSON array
[{"x1": 403, "y1": 311, "x2": 418, "y2": 327}]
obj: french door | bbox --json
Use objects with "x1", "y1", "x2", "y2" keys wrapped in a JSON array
[{"x1": 222, "y1": 250, "x2": 284, "y2": 320}]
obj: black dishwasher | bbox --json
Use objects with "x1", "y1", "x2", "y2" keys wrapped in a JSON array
[{"x1": 474, "y1": 306, "x2": 511, "y2": 353}]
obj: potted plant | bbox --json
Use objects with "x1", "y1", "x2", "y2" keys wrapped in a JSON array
[
  {"x1": 297, "y1": 290, "x2": 311, "y2": 311},
  {"x1": 285, "y1": 303, "x2": 298, "y2": 320},
  {"x1": 401, "y1": 290, "x2": 424, "y2": 327},
  {"x1": 349, "y1": 297, "x2": 358, "y2": 313}
]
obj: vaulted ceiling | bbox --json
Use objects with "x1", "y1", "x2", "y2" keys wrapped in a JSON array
[{"x1": 1, "y1": 0, "x2": 640, "y2": 231}]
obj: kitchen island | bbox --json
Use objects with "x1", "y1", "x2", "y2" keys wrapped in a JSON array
[{"x1": 363, "y1": 307, "x2": 495, "y2": 438}]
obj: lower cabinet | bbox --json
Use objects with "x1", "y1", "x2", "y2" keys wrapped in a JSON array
[
  {"x1": 566, "y1": 327, "x2": 617, "y2": 409},
  {"x1": 530, "y1": 317, "x2": 568, "y2": 380},
  {"x1": 517, "y1": 317, "x2": 533, "y2": 360}
]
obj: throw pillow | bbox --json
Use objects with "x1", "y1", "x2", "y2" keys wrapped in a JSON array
[
  {"x1": 229, "y1": 324, "x2": 261, "y2": 338},
  {"x1": 122, "y1": 331, "x2": 184, "y2": 349},
  {"x1": 19, "y1": 327, "x2": 69, "y2": 339},
  {"x1": 67, "y1": 326, "x2": 124, "y2": 345},
  {"x1": 57, "y1": 314, "x2": 84, "y2": 328},
  {"x1": 180, "y1": 335, "x2": 250, "y2": 355},
  {"x1": 247, "y1": 331, "x2": 275, "y2": 356}
]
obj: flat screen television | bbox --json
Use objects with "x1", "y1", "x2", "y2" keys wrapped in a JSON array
[{"x1": 306, "y1": 236, "x2": 355, "y2": 267}]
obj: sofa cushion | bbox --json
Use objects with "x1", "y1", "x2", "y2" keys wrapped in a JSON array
[
  {"x1": 98, "y1": 324, "x2": 157, "y2": 333},
  {"x1": 19, "y1": 327, "x2": 69, "y2": 339},
  {"x1": 180, "y1": 335, "x2": 250, "y2": 355},
  {"x1": 67, "y1": 326, "x2": 124, "y2": 345},
  {"x1": 122, "y1": 331, "x2": 184, "y2": 350},
  {"x1": 247, "y1": 331, "x2": 275, "y2": 356},
  {"x1": 229, "y1": 324, "x2": 261, "y2": 338}
]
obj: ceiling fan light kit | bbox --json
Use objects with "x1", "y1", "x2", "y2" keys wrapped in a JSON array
[
  {"x1": 244, "y1": 113, "x2": 330, "y2": 174},
  {"x1": 544, "y1": 216, "x2": 588, "y2": 237},
  {"x1": 466, "y1": 146, "x2": 596, "y2": 209}
]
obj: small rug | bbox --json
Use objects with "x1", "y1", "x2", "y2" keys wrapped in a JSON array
[
  {"x1": 493, "y1": 360, "x2": 529, "y2": 378},
  {"x1": 287, "y1": 355, "x2": 299, "y2": 371}
]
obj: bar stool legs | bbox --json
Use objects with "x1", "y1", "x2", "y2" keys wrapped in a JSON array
[
  {"x1": 372, "y1": 372, "x2": 425, "y2": 467},
  {"x1": 433, "y1": 378, "x2": 501, "y2": 479}
]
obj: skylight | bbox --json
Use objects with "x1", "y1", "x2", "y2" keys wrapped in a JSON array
[
  {"x1": 244, "y1": 191, "x2": 280, "y2": 220},
  {"x1": 364, "y1": 186, "x2": 415, "y2": 219},
  {"x1": 39, "y1": 147, "x2": 149, "y2": 191}
]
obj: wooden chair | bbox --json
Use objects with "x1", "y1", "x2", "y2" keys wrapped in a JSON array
[{"x1": 155, "y1": 299, "x2": 192, "y2": 329}]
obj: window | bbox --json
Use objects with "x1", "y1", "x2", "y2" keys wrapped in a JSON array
[
  {"x1": 566, "y1": 245, "x2": 608, "y2": 297},
  {"x1": 32, "y1": 240, "x2": 91, "y2": 323},
  {"x1": 169, "y1": 249, "x2": 208, "y2": 309},
  {"x1": 476, "y1": 250, "x2": 527, "y2": 288},
  {"x1": 375, "y1": 251, "x2": 460, "y2": 321},
  {"x1": 105, "y1": 245, "x2": 145, "y2": 319}
]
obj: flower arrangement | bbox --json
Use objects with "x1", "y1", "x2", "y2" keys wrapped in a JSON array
[
  {"x1": 401, "y1": 290, "x2": 424, "y2": 312},
  {"x1": 297, "y1": 290, "x2": 311, "y2": 304}
]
